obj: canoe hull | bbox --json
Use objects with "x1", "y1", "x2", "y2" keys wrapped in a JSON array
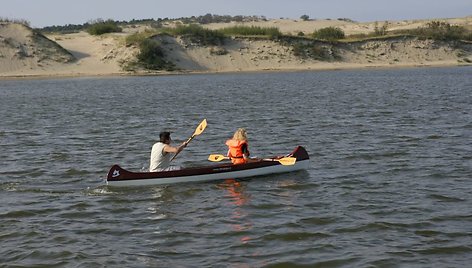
[{"x1": 106, "y1": 146, "x2": 309, "y2": 187}]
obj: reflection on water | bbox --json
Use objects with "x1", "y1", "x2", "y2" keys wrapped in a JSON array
[
  {"x1": 219, "y1": 179, "x2": 249, "y2": 206},
  {"x1": 218, "y1": 179, "x2": 252, "y2": 244}
]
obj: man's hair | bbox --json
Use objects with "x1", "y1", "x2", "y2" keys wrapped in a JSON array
[{"x1": 159, "y1": 131, "x2": 171, "y2": 142}]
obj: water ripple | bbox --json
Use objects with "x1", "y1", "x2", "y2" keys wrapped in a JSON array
[{"x1": 1, "y1": 67, "x2": 471, "y2": 267}]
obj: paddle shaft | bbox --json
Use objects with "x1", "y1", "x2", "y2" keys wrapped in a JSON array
[
  {"x1": 207, "y1": 154, "x2": 296, "y2": 165},
  {"x1": 170, "y1": 135, "x2": 193, "y2": 161},
  {"x1": 170, "y1": 119, "x2": 207, "y2": 162}
]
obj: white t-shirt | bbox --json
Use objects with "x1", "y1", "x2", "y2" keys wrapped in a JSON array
[{"x1": 149, "y1": 142, "x2": 172, "y2": 172}]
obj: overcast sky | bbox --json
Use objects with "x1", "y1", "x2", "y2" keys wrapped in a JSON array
[{"x1": 1, "y1": 0, "x2": 471, "y2": 27}]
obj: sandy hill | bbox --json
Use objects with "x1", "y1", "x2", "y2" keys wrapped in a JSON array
[
  {"x1": 155, "y1": 35, "x2": 472, "y2": 73},
  {"x1": 205, "y1": 17, "x2": 472, "y2": 36},
  {"x1": 0, "y1": 22, "x2": 75, "y2": 74},
  {"x1": 1, "y1": 17, "x2": 472, "y2": 78}
]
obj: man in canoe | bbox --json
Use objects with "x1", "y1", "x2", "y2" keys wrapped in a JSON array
[
  {"x1": 150, "y1": 131, "x2": 187, "y2": 172},
  {"x1": 226, "y1": 128, "x2": 251, "y2": 164}
]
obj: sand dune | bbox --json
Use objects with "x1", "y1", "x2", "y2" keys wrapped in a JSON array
[
  {"x1": 0, "y1": 23, "x2": 74, "y2": 75},
  {"x1": 1, "y1": 16, "x2": 472, "y2": 79}
]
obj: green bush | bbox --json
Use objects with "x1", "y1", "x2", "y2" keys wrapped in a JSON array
[
  {"x1": 424, "y1": 21, "x2": 465, "y2": 40},
  {"x1": 87, "y1": 19, "x2": 122, "y2": 35},
  {"x1": 125, "y1": 30, "x2": 159, "y2": 46},
  {"x1": 427, "y1": 21, "x2": 467, "y2": 40},
  {"x1": 393, "y1": 21, "x2": 471, "y2": 41},
  {"x1": 300, "y1": 15, "x2": 310, "y2": 21},
  {"x1": 168, "y1": 24, "x2": 225, "y2": 46},
  {"x1": 218, "y1": 25, "x2": 282, "y2": 39},
  {"x1": 133, "y1": 39, "x2": 175, "y2": 70},
  {"x1": 313, "y1": 27, "x2": 345, "y2": 41}
]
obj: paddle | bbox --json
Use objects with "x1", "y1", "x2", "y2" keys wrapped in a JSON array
[
  {"x1": 207, "y1": 154, "x2": 297, "y2": 166},
  {"x1": 171, "y1": 119, "x2": 207, "y2": 161}
]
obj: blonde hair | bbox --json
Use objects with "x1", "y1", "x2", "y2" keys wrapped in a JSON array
[{"x1": 233, "y1": 128, "x2": 247, "y2": 141}]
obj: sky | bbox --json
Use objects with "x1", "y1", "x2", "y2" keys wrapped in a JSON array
[{"x1": 1, "y1": 0, "x2": 471, "y2": 28}]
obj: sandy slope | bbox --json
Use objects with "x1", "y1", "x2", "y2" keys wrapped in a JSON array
[
  {"x1": 46, "y1": 31, "x2": 137, "y2": 75},
  {"x1": 1, "y1": 17, "x2": 472, "y2": 78},
  {"x1": 0, "y1": 23, "x2": 74, "y2": 75},
  {"x1": 158, "y1": 36, "x2": 471, "y2": 73}
]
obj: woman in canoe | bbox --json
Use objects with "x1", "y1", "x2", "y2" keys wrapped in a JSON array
[
  {"x1": 226, "y1": 128, "x2": 251, "y2": 165},
  {"x1": 150, "y1": 131, "x2": 187, "y2": 172}
]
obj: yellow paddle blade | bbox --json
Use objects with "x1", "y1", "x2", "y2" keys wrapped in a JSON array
[
  {"x1": 276, "y1": 157, "x2": 297, "y2": 166},
  {"x1": 208, "y1": 154, "x2": 228, "y2": 162},
  {"x1": 193, "y1": 119, "x2": 207, "y2": 136},
  {"x1": 262, "y1": 157, "x2": 297, "y2": 165}
]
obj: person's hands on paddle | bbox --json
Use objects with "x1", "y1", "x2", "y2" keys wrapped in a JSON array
[
  {"x1": 171, "y1": 119, "x2": 207, "y2": 161},
  {"x1": 176, "y1": 141, "x2": 188, "y2": 153}
]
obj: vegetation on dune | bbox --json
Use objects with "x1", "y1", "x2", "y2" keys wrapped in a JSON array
[
  {"x1": 31, "y1": 14, "x2": 472, "y2": 43},
  {"x1": 393, "y1": 21, "x2": 472, "y2": 41},
  {"x1": 291, "y1": 42, "x2": 341, "y2": 61},
  {"x1": 337, "y1": 18, "x2": 356, "y2": 23},
  {"x1": 123, "y1": 25, "x2": 227, "y2": 71},
  {"x1": 39, "y1": 15, "x2": 266, "y2": 34},
  {"x1": 347, "y1": 21, "x2": 472, "y2": 42},
  {"x1": 86, "y1": 19, "x2": 122, "y2": 35},
  {"x1": 137, "y1": 39, "x2": 174, "y2": 70},
  {"x1": 42, "y1": 23, "x2": 88, "y2": 34},
  {"x1": 179, "y1": 13, "x2": 266, "y2": 24},
  {"x1": 0, "y1": 17, "x2": 30, "y2": 26},
  {"x1": 313, "y1": 27, "x2": 345, "y2": 41},
  {"x1": 42, "y1": 19, "x2": 157, "y2": 34},
  {"x1": 122, "y1": 38, "x2": 175, "y2": 71},
  {"x1": 289, "y1": 20, "x2": 472, "y2": 62},
  {"x1": 164, "y1": 24, "x2": 226, "y2": 46},
  {"x1": 218, "y1": 26, "x2": 282, "y2": 39},
  {"x1": 125, "y1": 29, "x2": 160, "y2": 46},
  {"x1": 300, "y1": 15, "x2": 310, "y2": 21}
]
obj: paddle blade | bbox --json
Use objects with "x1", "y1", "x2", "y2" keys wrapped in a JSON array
[
  {"x1": 276, "y1": 157, "x2": 297, "y2": 166},
  {"x1": 193, "y1": 119, "x2": 207, "y2": 136},
  {"x1": 208, "y1": 154, "x2": 227, "y2": 162}
]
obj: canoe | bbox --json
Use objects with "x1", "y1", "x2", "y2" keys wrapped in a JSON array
[{"x1": 106, "y1": 146, "x2": 309, "y2": 187}]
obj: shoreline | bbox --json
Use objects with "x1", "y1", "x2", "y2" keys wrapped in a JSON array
[{"x1": 1, "y1": 62, "x2": 470, "y2": 81}]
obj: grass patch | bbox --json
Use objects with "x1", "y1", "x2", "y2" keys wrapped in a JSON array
[
  {"x1": 218, "y1": 25, "x2": 282, "y2": 39},
  {"x1": 87, "y1": 19, "x2": 122, "y2": 35},
  {"x1": 0, "y1": 17, "x2": 30, "y2": 26},
  {"x1": 391, "y1": 21, "x2": 471, "y2": 41},
  {"x1": 125, "y1": 29, "x2": 160, "y2": 46},
  {"x1": 313, "y1": 27, "x2": 345, "y2": 41},
  {"x1": 163, "y1": 24, "x2": 225, "y2": 46},
  {"x1": 123, "y1": 38, "x2": 175, "y2": 71}
]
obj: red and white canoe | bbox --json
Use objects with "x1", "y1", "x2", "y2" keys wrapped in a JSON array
[{"x1": 106, "y1": 146, "x2": 309, "y2": 187}]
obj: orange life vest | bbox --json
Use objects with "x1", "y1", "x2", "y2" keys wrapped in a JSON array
[{"x1": 226, "y1": 139, "x2": 249, "y2": 164}]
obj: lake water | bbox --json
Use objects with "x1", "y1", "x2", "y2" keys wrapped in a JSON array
[{"x1": 1, "y1": 67, "x2": 471, "y2": 267}]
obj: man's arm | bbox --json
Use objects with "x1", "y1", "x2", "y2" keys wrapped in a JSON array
[{"x1": 163, "y1": 143, "x2": 186, "y2": 154}]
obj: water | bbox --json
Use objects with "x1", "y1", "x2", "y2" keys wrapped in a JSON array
[{"x1": 1, "y1": 67, "x2": 471, "y2": 267}]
